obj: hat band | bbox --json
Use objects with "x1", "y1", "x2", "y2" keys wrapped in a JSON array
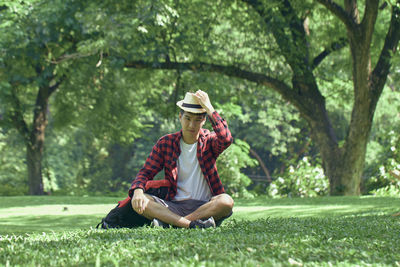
[{"x1": 182, "y1": 103, "x2": 203, "y2": 109}]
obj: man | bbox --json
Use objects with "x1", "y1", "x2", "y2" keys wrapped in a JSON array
[{"x1": 129, "y1": 90, "x2": 234, "y2": 228}]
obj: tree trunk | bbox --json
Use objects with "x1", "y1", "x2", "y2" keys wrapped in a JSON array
[
  {"x1": 249, "y1": 148, "x2": 272, "y2": 183},
  {"x1": 27, "y1": 143, "x2": 44, "y2": 195},
  {"x1": 291, "y1": 49, "x2": 376, "y2": 196},
  {"x1": 26, "y1": 86, "x2": 50, "y2": 195},
  {"x1": 292, "y1": 83, "x2": 348, "y2": 195},
  {"x1": 310, "y1": 117, "x2": 369, "y2": 196}
]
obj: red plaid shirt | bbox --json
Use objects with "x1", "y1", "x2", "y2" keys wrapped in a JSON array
[{"x1": 129, "y1": 111, "x2": 233, "y2": 200}]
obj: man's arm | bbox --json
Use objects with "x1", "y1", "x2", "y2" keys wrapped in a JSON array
[
  {"x1": 129, "y1": 140, "x2": 164, "y2": 196},
  {"x1": 129, "y1": 139, "x2": 164, "y2": 214},
  {"x1": 193, "y1": 90, "x2": 215, "y2": 122},
  {"x1": 208, "y1": 111, "x2": 233, "y2": 156},
  {"x1": 193, "y1": 90, "x2": 233, "y2": 155},
  {"x1": 131, "y1": 188, "x2": 149, "y2": 215}
]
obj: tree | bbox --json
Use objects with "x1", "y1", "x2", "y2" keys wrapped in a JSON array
[
  {"x1": 0, "y1": 0, "x2": 152, "y2": 194},
  {"x1": 101, "y1": 0, "x2": 399, "y2": 195},
  {"x1": 2, "y1": 0, "x2": 399, "y2": 196},
  {"x1": 0, "y1": 1, "x2": 82, "y2": 194}
]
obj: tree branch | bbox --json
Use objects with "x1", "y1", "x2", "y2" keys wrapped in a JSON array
[
  {"x1": 312, "y1": 37, "x2": 348, "y2": 69},
  {"x1": 47, "y1": 52, "x2": 96, "y2": 64},
  {"x1": 344, "y1": 0, "x2": 360, "y2": 23},
  {"x1": 242, "y1": 0, "x2": 312, "y2": 75},
  {"x1": 315, "y1": 0, "x2": 357, "y2": 32},
  {"x1": 249, "y1": 148, "x2": 272, "y2": 183},
  {"x1": 360, "y1": 0, "x2": 379, "y2": 45},
  {"x1": 124, "y1": 59, "x2": 296, "y2": 101},
  {"x1": 241, "y1": 0, "x2": 290, "y2": 53},
  {"x1": 48, "y1": 75, "x2": 66, "y2": 95},
  {"x1": 371, "y1": 2, "x2": 400, "y2": 94},
  {"x1": 279, "y1": 0, "x2": 313, "y2": 71},
  {"x1": 9, "y1": 88, "x2": 30, "y2": 143},
  {"x1": 280, "y1": 0, "x2": 309, "y2": 52},
  {"x1": 241, "y1": 0, "x2": 266, "y2": 18}
]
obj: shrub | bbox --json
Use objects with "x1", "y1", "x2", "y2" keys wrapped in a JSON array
[
  {"x1": 0, "y1": 183, "x2": 28, "y2": 196},
  {"x1": 367, "y1": 131, "x2": 400, "y2": 197},
  {"x1": 268, "y1": 157, "x2": 329, "y2": 198},
  {"x1": 217, "y1": 139, "x2": 258, "y2": 198},
  {"x1": 0, "y1": 131, "x2": 28, "y2": 196}
]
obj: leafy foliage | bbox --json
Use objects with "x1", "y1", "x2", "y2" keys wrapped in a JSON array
[
  {"x1": 1, "y1": 0, "x2": 400, "y2": 196},
  {"x1": 367, "y1": 130, "x2": 400, "y2": 197},
  {"x1": 0, "y1": 131, "x2": 28, "y2": 196},
  {"x1": 217, "y1": 139, "x2": 258, "y2": 198},
  {"x1": 268, "y1": 157, "x2": 329, "y2": 198}
]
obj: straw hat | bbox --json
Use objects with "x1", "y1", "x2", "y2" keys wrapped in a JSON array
[{"x1": 176, "y1": 92, "x2": 206, "y2": 113}]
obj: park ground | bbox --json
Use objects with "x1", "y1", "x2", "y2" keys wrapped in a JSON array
[{"x1": 0, "y1": 196, "x2": 400, "y2": 266}]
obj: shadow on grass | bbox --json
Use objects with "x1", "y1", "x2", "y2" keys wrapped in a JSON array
[
  {"x1": 1, "y1": 196, "x2": 399, "y2": 236},
  {"x1": 234, "y1": 196, "x2": 400, "y2": 207},
  {"x1": 1, "y1": 216, "x2": 399, "y2": 266},
  {"x1": 232, "y1": 204, "x2": 398, "y2": 220},
  {"x1": 0, "y1": 196, "x2": 121, "y2": 209},
  {"x1": 0, "y1": 215, "x2": 103, "y2": 235},
  {"x1": 232, "y1": 196, "x2": 400, "y2": 220}
]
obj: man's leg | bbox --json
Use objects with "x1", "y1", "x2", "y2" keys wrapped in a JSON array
[
  {"x1": 185, "y1": 193, "x2": 234, "y2": 221},
  {"x1": 133, "y1": 194, "x2": 191, "y2": 228}
]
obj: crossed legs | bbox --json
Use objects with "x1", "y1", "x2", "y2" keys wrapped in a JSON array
[{"x1": 132, "y1": 194, "x2": 234, "y2": 228}]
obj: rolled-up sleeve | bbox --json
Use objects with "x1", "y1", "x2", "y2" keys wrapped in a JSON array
[
  {"x1": 129, "y1": 138, "x2": 165, "y2": 197},
  {"x1": 209, "y1": 111, "x2": 233, "y2": 157}
]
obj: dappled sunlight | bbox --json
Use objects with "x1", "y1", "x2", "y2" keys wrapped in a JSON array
[
  {"x1": 0, "y1": 196, "x2": 121, "y2": 209},
  {"x1": 0, "y1": 197, "x2": 399, "y2": 266},
  {"x1": 233, "y1": 196, "x2": 400, "y2": 207},
  {"x1": 0, "y1": 215, "x2": 102, "y2": 235},
  {"x1": 0, "y1": 203, "x2": 115, "y2": 235},
  {"x1": 232, "y1": 196, "x2": 400, "y2": 220},
  {"x1": 1, "y1": 196, "x2": 399, "y2": 236},
  {"x1": 0, "y1": 204, "x2": 115, "y2": 219},
  {"x1": 232, "y1": 203, "x2": 394, "y2": 220}
]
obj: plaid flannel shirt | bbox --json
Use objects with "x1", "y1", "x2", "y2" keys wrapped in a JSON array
[{"x1": 129, "y1": 111, "x2": 233, "y2": 200}]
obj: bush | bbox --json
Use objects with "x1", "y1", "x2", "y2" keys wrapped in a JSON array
[
  {"x1": 367, "y1": 131, "x2": 400, "y2": 197},
  {"x1": 217, "y1": 139, "x2": 258, "y2": 198},
  {"x1": 268, "y1": 157, "x2": 329, "y2": 198},
  {"x1": 364, "y1": 88, "x2": 400, "y2": 193},
  {"x1": 0, "y1": 183, "x2": 28, "y2": 196},
  {"x1": 0, "y1": 131, "x2": 28, "y2": 196},
  {"x1": 367, "y1": 160, "x2": 400, "y2": 197},
  {"x1": 371, "y1": 184, "x2": 400, "y2": 197}
]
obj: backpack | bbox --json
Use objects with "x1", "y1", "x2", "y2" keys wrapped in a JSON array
[{"x1": 96, "y1": 179, "x2": 171, "y2": 229}]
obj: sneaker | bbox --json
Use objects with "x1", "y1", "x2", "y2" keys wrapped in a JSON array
[
  {"x1": 189, "y1": 217, "x2": 216, "y2": 229},
  {"x1": 152, "y1": 218, "x2": 170, "y2": 228}
]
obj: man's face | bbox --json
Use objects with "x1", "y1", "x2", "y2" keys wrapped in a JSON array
[{"x1": 179, "y1": 111, "x2": 206, "y2": 141}]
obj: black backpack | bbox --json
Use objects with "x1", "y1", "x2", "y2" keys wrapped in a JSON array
[{"x1": 96, "y1": 180, "x2": 171, "y2": 229}]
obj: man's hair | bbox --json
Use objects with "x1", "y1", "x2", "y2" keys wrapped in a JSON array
[{"x1": 179, "y1": 109, "x2": 207, "y2": 118}]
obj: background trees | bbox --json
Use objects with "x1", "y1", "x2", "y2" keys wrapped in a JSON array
[
  {"x1": 0, "y1": 0, "x2": 83, "y2": 194},
  {"x1": 1, "y1": 0, "x2": 399, "y2": 196},
  {"x1": 116, "y1": 0, "x2": 400, "y2": 195}
]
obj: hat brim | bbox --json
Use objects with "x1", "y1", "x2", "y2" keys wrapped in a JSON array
[{"x1": 176, "y1": 100, "x2": 206, "y2": 114}]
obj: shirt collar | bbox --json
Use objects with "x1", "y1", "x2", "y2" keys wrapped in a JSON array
[{"x1": 177, "y1": 129, "x2": 206, "y2": 144}]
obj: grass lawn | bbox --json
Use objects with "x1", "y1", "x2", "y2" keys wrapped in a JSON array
[{"x1": 0, "y1": 196, "x2": 399, "y2": 266}]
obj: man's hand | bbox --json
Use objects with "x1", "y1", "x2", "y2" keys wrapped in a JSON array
[
  {"x1": 193, "y1": 90, "x2": 215, "y2": 116},
  {"x1": 131, "y1": 189, "x2": 149, "y2": 215}
]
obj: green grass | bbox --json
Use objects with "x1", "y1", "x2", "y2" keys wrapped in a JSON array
[{"x1": 1, "y1": 196, "x2": 400, "y2": 266}]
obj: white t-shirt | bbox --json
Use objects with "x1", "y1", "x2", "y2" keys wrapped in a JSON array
[{"x1": 173, "y1": 139, "x2": 212, "y2": 201}]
